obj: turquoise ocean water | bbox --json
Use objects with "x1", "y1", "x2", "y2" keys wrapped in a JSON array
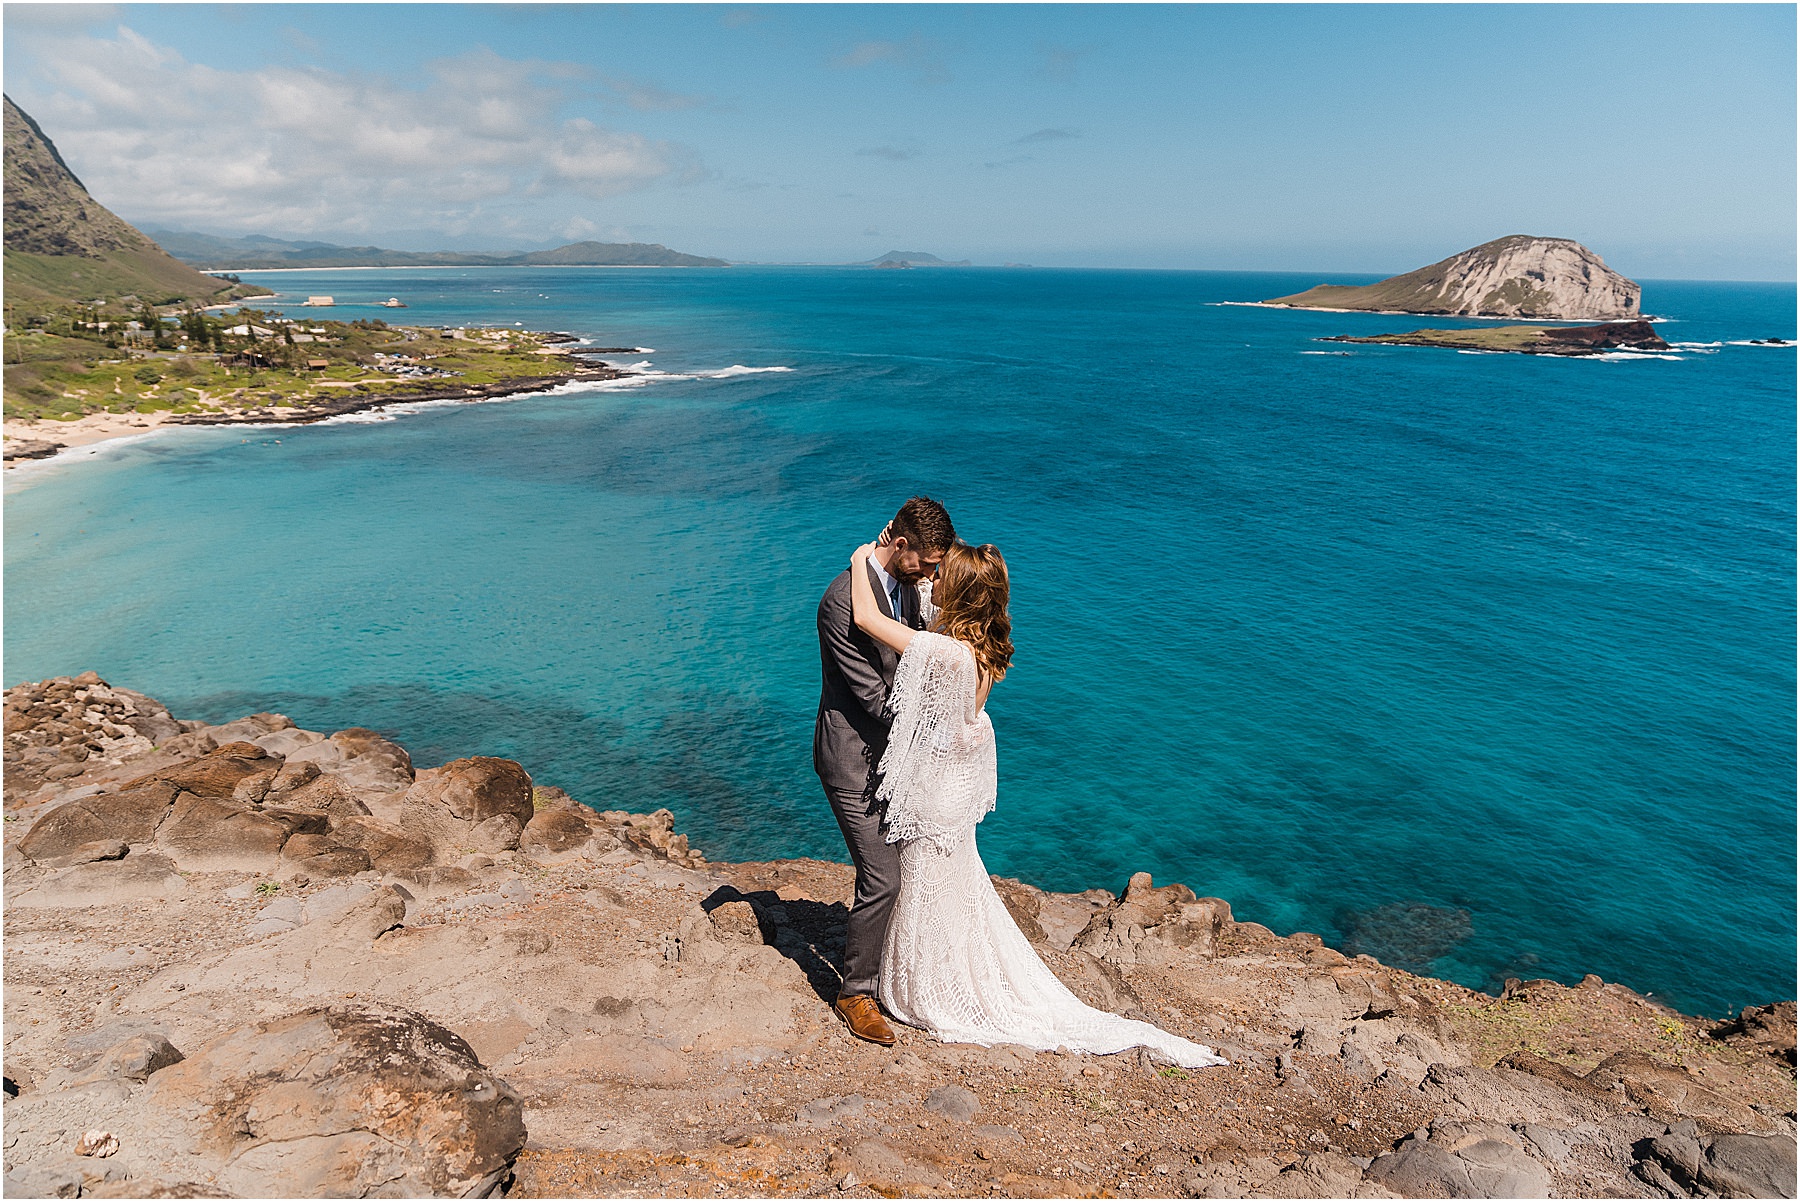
[{"x1": 5, "y1": 266, "x2": 1793, "y2": 1016}]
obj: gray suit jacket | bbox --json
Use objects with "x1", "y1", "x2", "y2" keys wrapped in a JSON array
[{"x1": 813, "y1": 561, "x2": 925, "y2": 796}]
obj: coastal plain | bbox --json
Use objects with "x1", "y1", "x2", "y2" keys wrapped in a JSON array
[
  {"x1": 3, "y1": 675, "x2": 1793, "y2": 1199},
  {"x1": 3, "y1": 320, "x2": 630, "y2": 466}
]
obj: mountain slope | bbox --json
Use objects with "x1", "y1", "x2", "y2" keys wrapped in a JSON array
[
  {"x1": 3, "y1": 96, "x2": 247, "y2": 307},
  {"x1": 1265, "y1": 236, "x2": 1641, "y2": 320}
]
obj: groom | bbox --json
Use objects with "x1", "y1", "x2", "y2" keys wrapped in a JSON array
[{"x1": 814, "y1": 495, "x2": 956, "y2": 1045}]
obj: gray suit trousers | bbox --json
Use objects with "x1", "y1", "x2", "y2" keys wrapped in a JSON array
[{"x1": 824, "y1": 781, "x2": 902, "y2": 998}]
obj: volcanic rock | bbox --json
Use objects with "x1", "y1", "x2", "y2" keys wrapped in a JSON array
[
  {"x1": 399, "y1": 756, "x2": 535, "y2": 859},
  {"x1": 1266, "y1": 235, "x2": 1640, "y2": 320}
]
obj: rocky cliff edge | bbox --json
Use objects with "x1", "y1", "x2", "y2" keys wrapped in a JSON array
[{"x1": 3, "y1": 674, "x2": 1793, "y2": 1199}]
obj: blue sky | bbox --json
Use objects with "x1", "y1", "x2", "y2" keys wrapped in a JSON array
[{"x1": 5, "y1": 4, "x2": 1794, "y2": 279}]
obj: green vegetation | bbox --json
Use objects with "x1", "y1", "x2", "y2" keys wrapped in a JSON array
[
  {"x1": 4, "y1": 96, "x2": 268, "y2": 308},
  {"x1": 3, "y1": 307, "x2": 599, "y2": 421}
]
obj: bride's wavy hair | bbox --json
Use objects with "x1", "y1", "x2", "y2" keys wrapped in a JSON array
[{"x1": 932, "y1": 541, "x2": 1014, "y2": 682}]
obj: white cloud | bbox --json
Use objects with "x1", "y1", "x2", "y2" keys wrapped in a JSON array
[
  {"x1": 602, "y1": 75, "x2": 715, "y2": 112},
  {"x1": 829, "y1": 36, "x2": 949, "y2": 85},
  {"x1": 1015, "y1": 128, "x2": 1080, "y2": 145},
  {"x1": 11, "y1": 28, "x2": 703, "y2": 237}
]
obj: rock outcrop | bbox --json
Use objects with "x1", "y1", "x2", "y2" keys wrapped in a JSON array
[
  {"x1": 2, "y1": 1005, "x2": 524, "y2": 1198},
  {"x1": 1266, "y1": 236, "x2": 1641, "y2": 320},
  {"x1": 3, "y1": 673, "x2": 1794, "y2": 1200},
  {"x1": 1324, "y1": 319, "x2": 1672, "y2": 357}
]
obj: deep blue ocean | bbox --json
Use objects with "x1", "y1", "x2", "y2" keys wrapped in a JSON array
[{"x1": 6, "y1": 266, "x2": 1793, "y2": 1016}]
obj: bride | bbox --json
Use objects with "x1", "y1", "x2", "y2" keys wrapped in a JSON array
[{"x1": 847, "y1": 538, "x2": 1227, "y2": 1068}]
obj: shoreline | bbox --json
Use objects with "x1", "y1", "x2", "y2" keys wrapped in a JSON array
[
  {"x1": 2, "y1": 672, "x2": 1794, "y2": 1199},
  {"x1": 4, "y1": 328, "x2": 636, "y2": 470}
]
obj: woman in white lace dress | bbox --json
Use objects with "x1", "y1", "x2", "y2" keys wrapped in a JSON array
[{"x1": 847, "y1": 540, "x2": 1226, "y2": 1068}]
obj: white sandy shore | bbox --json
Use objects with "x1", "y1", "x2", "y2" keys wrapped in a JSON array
[{"x1": 1, "y1": 409, "x2": 308, "y2": 473}]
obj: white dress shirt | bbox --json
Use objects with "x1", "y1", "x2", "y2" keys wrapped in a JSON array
[{"x1": 870, "y1": 553, "x2": 905, "y2": 621}]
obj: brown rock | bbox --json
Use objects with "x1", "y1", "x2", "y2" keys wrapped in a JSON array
[
  {"x1": 1711, "y1": 1001, "x2": 1797, "y2": 1067},
  {"x1": 124, "y1": 742, "x2": 282, "y2": 801},
  {"x1": 267, "y1": 768, "x2": 371, "y2": 817},
  {"x1": 618, "y1": 808, "x2": 707, "y2": 868},
  {"x1": 1332, "y1": 966, "x2": 1404, "y2": 1019},
  {"x1": 399, "y1": 757, "x2": 534, "y2": 861},
  {"x1": 707, "y1": 899, "x2": 765, "y2": 941},
  {"x1": 78, "y1": 1034, "x2": 184, "y2": 1084},
  {"x1": 286, "y1": 727, "x2": 415, "y2": 796},
  {"x1": 18, "y1": 782, "x2": 180, "y2": 862},
  {"x1": 520, "y1": 806, "x2": 592, "y2": 857},
  {"x1": 1072, "y1": 872, "x2": 1231, "y2": 968},
  {"x1": 325, "y1": 814, "x2": 434, "y2": 872},
  {"x1": 153, "y1": 793, "x2": 320, "y2": 869},
  {"x1": 828, "y1": 1139, "x2": 948, "y2": 1193},
  {"x1": 1697, "y1": 1133, "x2": 1798, "y2": 1199},
  {"x1": 279, "y1": 834, "x2": 372, "y2": 878},
  {"x1": 35, "y1": 839, "x2": 129, "y2": 869},
  {"x1": 140, "y1": 1005, "x2": 523, "y2": 1197},
  {"x1": 991, "y1": 876, "x2": 1048, "y2": 944},
  {"x1": 1585, "y1": 1051, "x2": 1775, "y2": 1132}
]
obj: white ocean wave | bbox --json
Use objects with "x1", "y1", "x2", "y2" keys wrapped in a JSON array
[
  {"x1": 696, "y1": 365, "x2": 796, "y2": 377},
  {"x1": 1585, "y1": 352, "x2": 1687, "y2": 362},
  {"x1": 1300, "y1": 350, "x2": 1354, "y2": 355},
  {"x1": 1725, "y1": 339, "x2": 1796, "y2": 347}
]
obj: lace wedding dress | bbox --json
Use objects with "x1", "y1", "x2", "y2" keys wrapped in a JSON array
[{"x1": 875, "y1": 631, "x2": 1227, "y2": 1068}]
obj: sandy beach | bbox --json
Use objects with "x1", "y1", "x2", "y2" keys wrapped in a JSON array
[{"x1": 4, "y1": 412, "x2": 183, "y2": 468}]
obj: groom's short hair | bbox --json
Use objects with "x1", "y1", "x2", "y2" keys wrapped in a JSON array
[{"x1": 890, "y1": 496, "x2": 956, "y2": 554}]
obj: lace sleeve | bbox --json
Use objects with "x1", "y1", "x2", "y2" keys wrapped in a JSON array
[{"x1": 877, "y1": 631, "x2": 997, "y2": 853}]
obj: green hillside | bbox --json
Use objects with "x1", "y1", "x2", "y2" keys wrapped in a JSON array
[{"x1": 3, "y1": 96, "x2": 257, "y2": 308}]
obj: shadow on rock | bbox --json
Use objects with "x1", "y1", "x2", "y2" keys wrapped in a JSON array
[{"x1": 703, "y1": 884, "x2": 850, "y2": 1004}]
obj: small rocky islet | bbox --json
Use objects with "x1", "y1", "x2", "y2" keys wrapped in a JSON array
[
  {"x1": 1322, "y1": 320, "x2": 1675, "y2": 357},
  {"x1": 3, "y1": 674, "x2": 1794, "y2": 1199}
]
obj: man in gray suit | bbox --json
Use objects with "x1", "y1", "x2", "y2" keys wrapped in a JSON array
[{"x1": 815, "y1": 496, "x2": 956, "y2": 1045}]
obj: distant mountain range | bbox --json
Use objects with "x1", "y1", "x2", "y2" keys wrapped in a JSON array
[
  {"x1": 3, "y1": 96, "x2": 257, "y2": 307},
  {"x1": 858, "y1": 251, "x2": 971, "y2": 267},
  {"x1": 145, "y1": 229, "x2": 730, "y2": 271}
]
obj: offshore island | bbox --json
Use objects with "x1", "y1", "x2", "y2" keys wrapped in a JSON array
[
  {"x1": 1261, "y1": 236, "x2": 1682, "y2": 357},
  {"x1": 1263, "y1": 236, "x2": 1641, "y2": 322}
]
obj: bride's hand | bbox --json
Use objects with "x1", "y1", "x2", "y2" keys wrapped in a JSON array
[{"x1": 875, "y1": 523, "x2": 894, "y2": 548}]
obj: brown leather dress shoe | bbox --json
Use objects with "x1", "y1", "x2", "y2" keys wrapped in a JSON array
[{"x1": 833, "y1": 994, "x2": 897, "y2": 1046}]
